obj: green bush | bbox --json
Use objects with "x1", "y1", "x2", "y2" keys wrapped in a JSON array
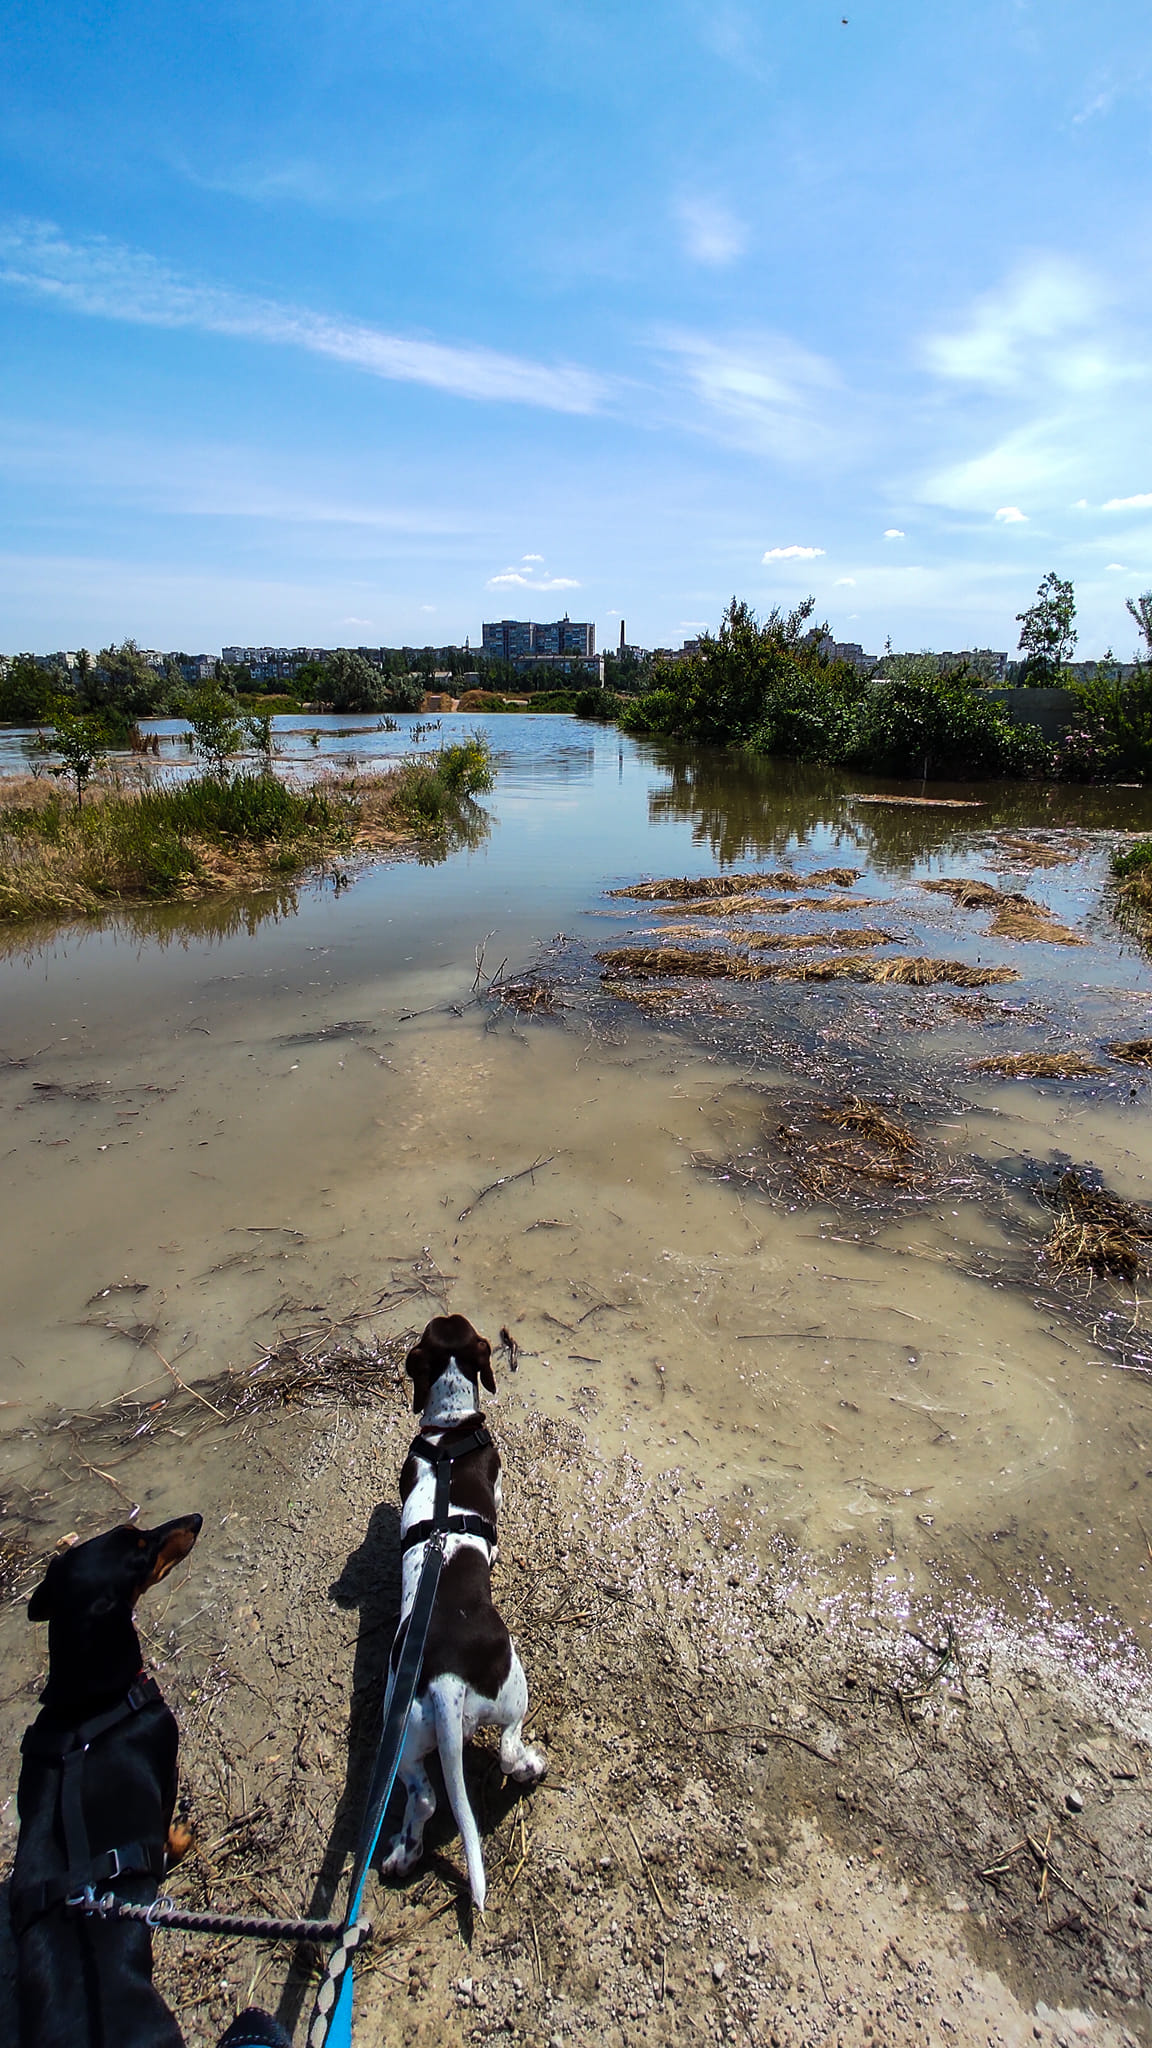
[
  {"x1": 856, "y1": 667, "x2": 1052, "y2": 779},
  {"x1": 390, "y1": 739, "x2": 494, "y2": 829}
]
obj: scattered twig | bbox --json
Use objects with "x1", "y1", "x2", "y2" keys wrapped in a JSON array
[{"x1": 458, "y1": 1156, "x2": 556, "y2": 1223}]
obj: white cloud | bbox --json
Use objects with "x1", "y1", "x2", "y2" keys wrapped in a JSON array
[
  {"x1": 486, "y1": 567, "x2": 581, "y2": 591},
  {"x1": 341, "y1": 615, "x2": 374, "y2": 626},
  {"x1": 921, "y1": 259, "x2": 1133, "y2": 395},
  {"x1": 1104, "y1": 492, "x2": 1152, "y2": 509},
  {"x1": 835, "y1": 577, "x2": 856, "y2": 586},
  {"x1": 419, "y1": 603, "x2": 436, "y2": 612},
  {"x1": 522, "y1": 552, "x2": 545, "y2": 561},
  {"x1": 763, "y1": 544, "x2": 824, "y2": 561},
  {"x1": 0, "y1": 218, "x2": 606, "y2": 415},
  {"x1": 677, "y1": 197, "x2": 748, "y2": 268},
  {"x1": 994, "y1": 506, "x2": 1028, "y2": 523},
  {"x1": 1106, "y1": 563, "x2": 1129, "y2": 572},
  {"x1": 884, "y1": 529, "x2": 905, "y2": 539}
]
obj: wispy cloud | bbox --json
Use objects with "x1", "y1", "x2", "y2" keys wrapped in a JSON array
[
  {"x1": 884, "y1": 529, "x2": 905, "y2": 538},
  {"x1": 922, "y1": 258, "x2": 1137, "y2": 395},
  {"x1": 763, "y1": 544, "x2": 824, "y2": 561},
  {"x1": 1104, "y1": 492, "x2": 1152, "y2": 509},
  {"x1": 995, "y1": 506, "x2": 1028, "y2": 522},
  {"x1": 658, "y1": 329, "x2": 844, "y2": 461},
  {"x1": 0, "y1": 219, "x2": 607, "y2": 414},
  {"x1": 677, "y1": 197, "x2": 748, "y2": 268}
]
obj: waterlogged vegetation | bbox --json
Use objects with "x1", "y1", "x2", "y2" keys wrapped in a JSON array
[
  {"x1": 619, "y1": 598, "x2": 1051, "y2": 775},
  {"x1": 0, "y1": 735, "x2": 494, "y2": 922}
]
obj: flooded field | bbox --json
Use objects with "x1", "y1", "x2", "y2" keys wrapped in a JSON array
[
  {"x1": 3, "y1": 719, "x2": 1152, "y2": 1632},
  {"x1": 7, "y1": 717, "x2": 1152, "y2": 2042}
]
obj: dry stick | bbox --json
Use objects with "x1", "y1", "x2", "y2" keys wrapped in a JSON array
[
  {"x1": 458, "y1": 1155, "x2": 556, "y2": 1224},
  {"x1": 139, "y1": 1335, "x2": 227, "y2": 1421},
  {"x1": 624, "y1": 1816, "x2": 673, "y2": 1921},
  {"x1": 808, "y1": 1933, "x2": 831, "y2": 2004},
  {"x1": 67, "y1": 1437, "x2": 139, "y2": 1510},
  {"x1": 528, "y1": 1906, "x2": 544, "y2": 1984}
]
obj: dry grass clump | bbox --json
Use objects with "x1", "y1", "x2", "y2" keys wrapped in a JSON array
[
  {"x1": 850, "y1": 794, "x2": 983, "y2": 809},
  {"x1": 921, "y1": 876, "x2": 1083, "y2": 945},
  {"x1": 778, "y1": 1095, "x2": 931, "y2": 1199},
  {"x1": 609, "y1": 866, "x2": 861, "y2": 901},
  {"x1": 199, "y1": 1335, "x2": 410, "y2": 1416},
  {"x1": 1108, "y1": 1039, "x2": 1152, "y2": 1066},
  {"x1": 985, "y1": 904, "x2": 1084, "y2": 945},
  {"x1": 922, "y1": 877, "x2": 1027, "y2": 909},
  {"x1": 1040, "y1": 1170, "x2": 1152, "y2": 1282},
  {"x1": 743, "y1": 927, "x2": 895, "y2": 952},
  {"x1": 705, "y1": 893, "x2": 880, "y2": 917},
  {"x1": 972, "y1": 1051, "x2": 1106, "y2": 1079},
  {"x1": 992, "y1": 832, "x2": 1082, "y2": 868},
  {"x1": 598, "y1": 946, "x2": 1019, "y2": 988},
  {"x1": 611, "y1": 872, "x2": 795, "y2": 899},
  {"x1": 598, "y1": 946, "x2": 754, "y2": 980}
]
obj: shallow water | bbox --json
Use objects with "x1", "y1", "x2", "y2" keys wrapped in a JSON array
[{"x1": 4, "y1": 718, "x2": 1152, "y2": 1655}]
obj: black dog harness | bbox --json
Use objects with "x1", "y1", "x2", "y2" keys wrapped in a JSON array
[
  {"x1": 11, "y1": 1674, "x2": 170, "y2": 1937},
  {"x1": 399, "y1": 1421, "x2": 497, "y2": 1555}
]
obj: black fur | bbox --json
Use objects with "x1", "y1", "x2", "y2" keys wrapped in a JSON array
[{"x1": 11, "y1": 1514, "x2": 201, "y2": 2048}]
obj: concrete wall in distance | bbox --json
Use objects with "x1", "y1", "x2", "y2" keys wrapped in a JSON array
[{"x1": 985, "y1": 686, "x2": 1079, "y2": 740}]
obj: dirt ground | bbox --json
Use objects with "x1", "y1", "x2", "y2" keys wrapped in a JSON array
[{"x1": 3, "y1": 1336, "x2": 1151, "y2": 2048}]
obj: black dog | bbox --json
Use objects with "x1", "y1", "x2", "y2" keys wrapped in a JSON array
[{"x1": 11, "y1": 1515, "x2": 203, "y2": 2048}]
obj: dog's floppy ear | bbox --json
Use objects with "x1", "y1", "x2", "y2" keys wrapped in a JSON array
[
  {"x1": 141, "y1": 1514, "x2": 202, "y2": 1591},
  {"x1": 406, "y1": 1341, "x2": 433, "y2": 1415},
  {"x1": 476, "y1": 1336, "x2": 495, "y2": 1395}
]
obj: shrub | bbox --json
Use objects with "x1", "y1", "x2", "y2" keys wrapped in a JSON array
[{"x1": 856, "y1": 666, "x2": 1052, "y2": 779}]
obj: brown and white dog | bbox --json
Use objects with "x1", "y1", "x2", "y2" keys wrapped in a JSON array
[{"x1": 380, "y1": 1314, "x2": 545, "y2": 1910}]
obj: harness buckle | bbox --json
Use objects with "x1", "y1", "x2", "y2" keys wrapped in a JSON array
[{"x1": 106, "y1": 1846, "x2": 123, "y2": 1879}]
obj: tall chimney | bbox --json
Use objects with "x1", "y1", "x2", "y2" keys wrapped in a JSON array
[{"x1": 619, "y1": 619, "x2": 625, "y2": 651}]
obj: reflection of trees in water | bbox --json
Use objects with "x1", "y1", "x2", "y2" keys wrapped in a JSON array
[
  {"x1": 0, "y1": 802, "x2": 490, "y2": 959},
  {"x1": 0, "y1": 882, "x2": 303, "y2": 962},
  {"x1": 644, "y1": 745, "x2": 1152, "y2": 875},
  {"x1": 411, "y1": 795, "x2": 491, "y2": 866}
]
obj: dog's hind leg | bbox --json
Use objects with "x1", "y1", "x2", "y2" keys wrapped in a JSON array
[
  {"x1": 380, "y1": 1704, "x2": 438, "y2": 1881},
  {"x1": 495, "y1": 1651, "x2": 547, "y2": 1786}
]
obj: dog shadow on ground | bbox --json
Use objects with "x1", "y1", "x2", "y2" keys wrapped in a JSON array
[{"x1": 274, "y1": 1505, "x2": 531, "y2": 2032}]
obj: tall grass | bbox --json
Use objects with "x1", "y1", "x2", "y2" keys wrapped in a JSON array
[{"x1": 0, "y1": 747, "x2": 494, "y2": 923}]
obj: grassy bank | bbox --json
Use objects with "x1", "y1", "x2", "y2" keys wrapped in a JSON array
[{"x1": 0, "y1": 739, "x2": 493, "y2": 921}]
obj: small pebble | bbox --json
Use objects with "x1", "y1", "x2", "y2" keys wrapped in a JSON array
[
  {"x1": 712, "y1": 1958, "x2": 726, "y2": 1983},
  {"x1": 1065, "y1": 1788, "x2": 1084, "y2": 1813}
]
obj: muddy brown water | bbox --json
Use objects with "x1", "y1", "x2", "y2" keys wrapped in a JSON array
[{"x1": 4, "y1": 720, "x2": 1152, "y2": 1691}]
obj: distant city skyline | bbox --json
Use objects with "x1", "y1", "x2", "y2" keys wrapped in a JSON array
[{"x1": 2, "y1": 3, "x2": 1151, "y2": 659}]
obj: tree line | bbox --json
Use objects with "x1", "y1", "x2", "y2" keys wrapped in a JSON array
[{"x1": 615, "y1": 576, "x2": 1152, "y2": 781}]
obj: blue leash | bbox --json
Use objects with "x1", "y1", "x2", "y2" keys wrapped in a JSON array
[{"x1": 306, "y1": 1529, "x2": 447, "y2": 2048}]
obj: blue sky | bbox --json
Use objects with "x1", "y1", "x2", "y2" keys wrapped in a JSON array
[{"x1": 2, "y1": 0, "x2": 1151, "y2": 657}]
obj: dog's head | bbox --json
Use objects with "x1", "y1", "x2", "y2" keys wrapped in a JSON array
[
  {"x1": 405, "y1": 1314, "x2": 495, "y2": 1416},
  {"x1": 28, "y1": 1514, "x2": 203, "y2": 1627}
]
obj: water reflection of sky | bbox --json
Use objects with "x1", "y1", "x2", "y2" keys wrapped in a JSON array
[{"x1": 4, "y1": 714, "x2": 1152, "y2": 1028}]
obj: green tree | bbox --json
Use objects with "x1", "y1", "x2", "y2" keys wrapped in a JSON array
[
  {"x1": 87, "y1": 639, "x2": 165, "y2": 715},
  {"x1": 324, "y1": 648, "x2": 389, "y2": 712},
  {"x1": 242, "y1": 710, "x2": 275, "y2": 769},
  {"x1": 1016, "y1": 572, "x2": 1077, "y2": 683},
  {"x1": 1126, "y1": 591, "x2": 1152, "y2": 660},
  {"x1": 184, "y1": 684, "x2": 243, "y2": 777},
  {"x1": 40, "y1": 700, "x2": 110, "y2": 809},
  {"x1": 0, "y1": 654, "x2": 56, "y2": 724}
]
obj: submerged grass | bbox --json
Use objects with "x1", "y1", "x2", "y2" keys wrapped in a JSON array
[
  {"x1": 0, "y1": 741, "x2": 494, "y2": 921},
  {"x1": 972, "y1": 1051, "x2": 1107, "y2": 1078},
  {"x1": 1108, "y1": 1038, "x2": 1152, "y2": 1065}
]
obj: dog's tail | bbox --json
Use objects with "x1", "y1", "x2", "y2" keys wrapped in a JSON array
[{"x1": 431, "y1": 1677, "x2": 487, "y2": 1911}]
